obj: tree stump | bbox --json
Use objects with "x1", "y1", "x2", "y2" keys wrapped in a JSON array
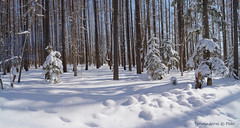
[
  {"x1": 0, "y1": 78, "x2": 3, "y2": 89},
  {"x1": 195, "y1": 71, "x2": 202, "y2": 89}
]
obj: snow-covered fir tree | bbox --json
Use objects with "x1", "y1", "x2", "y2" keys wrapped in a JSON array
[
  {"x1": 159, "y1": 39, "x2": 179, "y2": 73},
  {"x1": 43, "y1": 46, "x2": 63, "y2": 84},
  {"x1": 145, "y1": 36, "x2": 167, "y2": 80},
  {"x1": 187, "y1": 39, "x2": 228, "y2": 88}
]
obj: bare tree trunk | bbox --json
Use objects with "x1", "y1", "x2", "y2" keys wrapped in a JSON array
[
  {"x1": 135, "y1": 0, "x2": 142, "y2": 74},
  {"x1": 152, "y1": 0, "x2": 156, "y2": 35},
  {"x1": 61, "y1": 0, "x2": 67, "y2": 72},
  {"x1": 130, "y1": 0, "x2": 135, "y2": 67},
  {"x1": 43, "y1": 0, "x2": 50, "y2": 58},
  {"x1": 94, "y1": 0, "x2": 100, "y2": 69},
  {"x1": 126, "y1": 0, "x2": 132, "y2": 71},
  {"x1": 84, "y1": 0, "x2": 89, "y2": 70},
  {"x1": 202, "y1": 0, "x2": 212, "y2": 85},
  {"x1": 222, "y1": 0, "x2": 227, "y2": 65},
  {"x1": 177, "y1": 0, "x2": 185, "y2": 76},
  {"x1": 160, "y1": 0, "x2": 164, "y2": 40},
  {"x1": 72, "y1": 0, "x2": 77, "y2": 76},
  {"x1": 233, "y1": 0, "x2": 239, "y2": 78},
  {"x1": 113, "y1": 0, "x2": 119, "y2": 80},
  {"x1": 165, "y1": 0, "x2": 168, "y2": 39}
]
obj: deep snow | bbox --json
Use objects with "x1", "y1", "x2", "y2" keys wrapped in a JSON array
[{"x1": 0, "y1": 65, "x2": 240, "y2": 128}]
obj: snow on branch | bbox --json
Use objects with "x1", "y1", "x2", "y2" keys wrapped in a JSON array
[
  {"x1": 196, "y1": 39, "x2": 219, "y2": 53},
  {"x1": 0, "y1": 56, "x2": 21, "y2": 65},
  {"x1": 17, "y1": 31, "x2": 30, "y2": 35}
]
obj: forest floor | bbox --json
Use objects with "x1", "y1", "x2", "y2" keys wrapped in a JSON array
[{"x1": 0, "y1": 65, "x2": 240, "y2": 128}]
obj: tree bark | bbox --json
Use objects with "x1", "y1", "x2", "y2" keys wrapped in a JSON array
[
  {"x1": 126, "y1": 0, "x2": 132, "y2": 71},
  {"x1": 177, "y1": 0, "x2": 185, "y2": 76},
  {"x1": 62, "y1": 0, "x2": 67, "y2": 72},
  {"x1": 72, "y1": 0, "x2": 77, "y2": 76},
  {"x1": 43, "y1": 0, "x2": 50, "y2": 58},
  {"x1": 84, "y1": 0, "x2": 89, "y2": 70},
  {"x1": 113, "y1": 0, "x2": 119, "y2": 80},
  {"x1": 94, "y1": 0, "x2": 100, "y2": 69},
  {"x1": 135, "y1": 0, "x2": 142, "y2": 74},
  {"x1": 222, "y1": 0, "x2": 227, "y2": 65},
  {"x1": 233, "y1": 0, "x2": 239, "y2": 78}
]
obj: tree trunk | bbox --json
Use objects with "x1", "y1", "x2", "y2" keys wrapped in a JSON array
[
  {"x1": 94, "y1": 0, "x2": 100, "y2": 69},
  {"x1": 177, "y1": 0, "x2": 185, "y2": 76},
  {"x1": 113, "y1": 0, "x2": 119, "y2": 80},
  {"x1": 44, "y1": 0, "x2": 50, "y2": 58},
  {"x1": 135, "y1": 0, "x2": 141, "y2": 74},
  {"x1": 160, "y1": 0, "x2": 164, "y2": 40},
  {"x1": 130, "y1": 0, "x2": 135, "y2": 67},
  {"x1": 62, "y1": 0, "x2": 67, "y2": 72},
  {"x1": 152, "y1": 0, "x2": 156, "y2": 35},
  {"x1": 202, "y1": 0, "x2": 212, "y2": 85},
  {"x1": 126, "y1": 0, "x2": 132, "y2": 71},
  {"x1": 233, "y1": 0, "x2": 239, "y2": 78},
  {"x1": 222, "y1": 0, "x2": 227, "y2": 65},
  {"x1": 72, "y1": 0, "x2": 77, "y2": 76},
  {"x1": 84, "y1": 0, "x2": 89, "y2": 70}
]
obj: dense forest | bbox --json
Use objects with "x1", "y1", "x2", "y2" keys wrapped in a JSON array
[
  {"x1": 1, "y1": 1, "x2": 240, "y2": 127},
  {"x1": 0, "y1": 0, "x2": 239, "y2": 83}
]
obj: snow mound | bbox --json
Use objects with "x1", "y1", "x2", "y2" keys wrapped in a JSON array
[
  {"x1": 170, "y1": 77, "x2": 177, "y2": 85},
  {"x1": 122, "y1": 96, "x2": 137, "y2": 106},
  {"x1": 202, "y1": 93, "x2": 216, "y2": 99},
  {"x1": 177, "y1": 99, "x2": 191, "y2": 107},
  {"x1": 103, "y1": 99, "x2": 116, "y2": 106},
  {"x1": 177, "y1": 94, "x2": 188, "y2": 100},
  {"x1": 154, "y1": 98, "x2": 169, "y2": 108},
  {"x1": 138, "y1": 95, "x2": 149, "y2": 104},
  {"x1": 169, "y1": 89, "x2": 182, "y2": 95},
  {"x1": 185, "y1": 84, "x2": 192, "y2": 90},
  {"x1": 161, "y1": 92, "x2": 172, "y2": 97},
  {"x1": 138, "y1": 109, "x2": 154, "y2": 121},
  {"x1": 185, "y1": 120, "x2": 196, "y2": 128},
  {"x1": 187, "y1": 96, "x2": 203, "y2": 107}
]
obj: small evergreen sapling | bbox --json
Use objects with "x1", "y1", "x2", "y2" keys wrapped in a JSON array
[
  {"x1": 145, "y1": 37, "x2": 167, "y2": 80},
  {"x1": 187, "y1": 39, "x2": 228, "y2": 88},
  {"x1": 170, "y1": 77, "x2": 177, "y2": 85},
  {"x1": 43, "y1": 46, "x2": 63, "y2": 84},
  {"x1": 159, "y1": 39, "x2": 179, "y2": 73}
]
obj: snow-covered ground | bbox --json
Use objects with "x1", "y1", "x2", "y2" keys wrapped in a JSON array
[{"x1": 0, "y1": 65, "x2": 240, "y2": 128}]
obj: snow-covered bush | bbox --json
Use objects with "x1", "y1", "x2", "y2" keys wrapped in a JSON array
[
  {"x1": 170, "y1": 77, "x2": 177, "y2": 85},
  {"x1": 159, "y1": 39, "x2": 179, "y2": 73},
  {"x1": 145, "y1": 37, "x2": 167, "y2": 80},
  {"x1": 187, "y1": 39, "x2": 228, "y2": 87},
  {"x1": 43, "y1": 46, "x2": 63, "y2": 84},
  {"x1": 187, "y1": 39, "x2": 219, "y2": 68}
]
